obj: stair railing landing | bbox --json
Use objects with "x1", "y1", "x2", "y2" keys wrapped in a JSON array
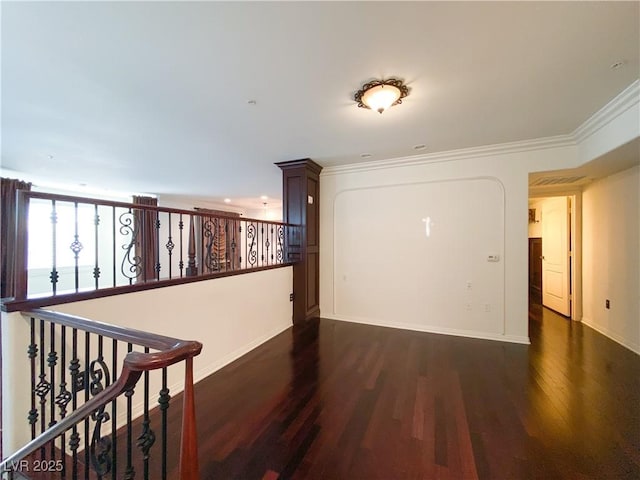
[
  {"x1": 3, "y1": 190, "x2": 297, "y2": 313},
  {"x1": 1, "y1": 309, "x2": 202, "y2": 480}
]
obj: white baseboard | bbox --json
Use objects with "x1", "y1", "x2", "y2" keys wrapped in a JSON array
[
  {"x1": 581, "y1": 317, "x2": 640, "y2": 355},
  {"x1": 323, "y1": 314, "x2": 531, "y2": 345}
]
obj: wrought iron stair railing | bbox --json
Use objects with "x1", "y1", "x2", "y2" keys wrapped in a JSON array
[{"x1": 1, "y1": 309, "x2": 202, "y2": 479}]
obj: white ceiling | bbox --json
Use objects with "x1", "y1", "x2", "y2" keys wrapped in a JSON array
[{"x1": 2, "y1": 1, "x2": 639, "y2": 207}]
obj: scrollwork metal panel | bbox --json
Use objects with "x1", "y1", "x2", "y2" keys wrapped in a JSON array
[
  {"x1": 203, "y1": 218, "x2": 219, "y2": 272},
  {"x1": 119, "y1": 211, "x2": 143, "y2": 280},
  {"x1": 247, "y1": 222, "x2": 258, "y2": 267},
  {"x1": 137, "y1": 420, "x2": 156, "y2": 460},
  {"x1": 90, "y1": 407, "x2": 113, "y2": 476},
  {"x1": 88, "y1": 357, "x2": 114, "y2": 476},
  {"x1": 276, "y1": 225, "x2": 285, "y2": 263}
]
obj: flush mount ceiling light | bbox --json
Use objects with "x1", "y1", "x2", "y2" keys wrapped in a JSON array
[{"x1": 354, "y1": 78, "x2": 409, "y2": 114}]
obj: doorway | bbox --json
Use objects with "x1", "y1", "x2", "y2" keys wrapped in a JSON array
[{"x1": 528, "y1": 195, "x2": 581, "y2": 320}]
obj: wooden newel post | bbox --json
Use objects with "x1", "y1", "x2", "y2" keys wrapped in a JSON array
[
  {"x1": 179, "y1": 356, "x2": 200, "y2": 480},
  {"x1": 275, "y1": 159, "x2": 322, "y2": 324},
  {"x1": 186, "y1": 216, "x2": 198, "y2": 276}
]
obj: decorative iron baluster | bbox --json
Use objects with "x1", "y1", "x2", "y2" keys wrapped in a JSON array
[
  {"x1": 124, "y1": 343, "x2": 135, "y2": 480},
  {"x1": 247, "y1": 222, "x2": 258, "y2": 267},
  {"x1": 94, "y1": 205, "x2": 101, "y2": 289},
  {"x1": 269, "y1": 225, "x2": 274, "y2": 264},
  {"x1": 155, "y1": 216, "x2": 161, "y2": 280},
  {"x1": 71, "y1": 201, "x2": 84, "y2": 292},
  {"x1": 35, "y1": 319, "x2": 51, "y2": 457},
  {"x1": 260, "y1": 222, "x2": 265, "y2": 264},
  {"x1": 111, "y1": 339, "x2": 118, "y2": 480},
  {"x1": 140, "y1": 209, "x2": 147, "y2": 283},
  {"x1": 50, "y1": 200, "x2": 59, "y2": 295},
  {"x1": 48, "y1": 322, "x2": 58, "y2": 460},
  {"x1": 90, "y1": 407, "x2": 112, "y2": 477},
  {"x1": 112, "y1": 207, "x2": 117, "y2": 288},
  {"x1": 70, "y1": 328, "x2": 80, "y2": 478},
  {"x1": 238, "y1": 222, "x2": 243, "y2": 267},
  {"x1": 89, "y1": 341, "x2": 113, "y2": 478},
  {"x1": 178, "y1": 214, "x2": 184, "y2": 277},
  {"x1": 56, "y1": 324, "x2": 71, "y2": 476},
  {"x1": 137, "y1": 347, "x2": 156, "y2": 479},
  {"x1": 166, "y1": 213, "x2": 174, "y2": 279},
  {"x1": 28, "y1": 317, "x2": 38, "y2": 440},
  {"x1": 56, "y1": 326, "x2": 72, "y2": 419},
  {"x1": 159, "y1": 367, "x2": 170, "y2": 480},
  {"x1": 84, "y1": 332, "x2": 90, "y2": 480},
  {"x1": 120, "y1": 210, "x2": 142, "y2": 283},
  {"x1": 277, "y1": 225, "x2": 285, "y2": 263}
]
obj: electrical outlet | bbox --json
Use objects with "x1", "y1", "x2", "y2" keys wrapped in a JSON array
[
  {"x1": 606, "y1": 299, "x2": 610, "y2": 309},
  {"x1": 466, "y1": 282, "x2": 472, "y2": 290},
  {"x1": 484, "y1": 303, "x2": 491, "y2": 312},
  {"x1": 289, "y1": 293, "x2": 294, "y2": 302},
  {"x1": 465, "y1": 303, "x2": 472, "y2": 311}
]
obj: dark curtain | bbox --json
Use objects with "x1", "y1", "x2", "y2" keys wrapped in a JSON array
[
  {"x1": 1, "y1": 177, "x2": 32, "y2": 299},
  {"x1": 133, "y1": 195, "x2": 158, "y2": 282}
]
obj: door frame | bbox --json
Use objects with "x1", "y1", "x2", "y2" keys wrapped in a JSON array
[{"x1": 529, "y1": 191, "x2": 582, "y2": 321}]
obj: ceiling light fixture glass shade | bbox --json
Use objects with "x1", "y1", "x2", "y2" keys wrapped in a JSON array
[{"x1": 354, "y1": 78, "x2": 409, "y2": 114}]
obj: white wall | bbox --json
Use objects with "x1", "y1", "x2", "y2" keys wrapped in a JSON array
[
  {"x1": 334, "y1": 178, "x2": 505, "y2": 338},
  {"x1": 1, "y1": 311, "x2": 32, "y2": 458},
  {"x1": 2, "y1": 266, "x2": 293, "y2": 456},
  {"x1": 582, "y1": 166, "x2": 640, "y2": 353},
  {"x1": 321, "y1": 144, "x2": 578, "y2": 344}
]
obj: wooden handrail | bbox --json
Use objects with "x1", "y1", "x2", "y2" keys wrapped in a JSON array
[
  {"x1": 22, "y1": 309, "x2": 201, "y2": 353},
  {"x1": 17, "y1": 190, "x2": 296, "y2": 226},
  {"x1": 2, "y1": 309, "x2": 203, "y2": 479}
]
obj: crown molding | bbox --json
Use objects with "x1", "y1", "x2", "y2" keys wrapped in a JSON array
[
  {"x1": 572, "y1": 79, "x2": 640, "y2": 144},
  {"x1": 321, "y1": 135, "x2": 575, "y2": 176},
  {"x1": 321, "y1": 80, "x2": 639, "y2": 177}
]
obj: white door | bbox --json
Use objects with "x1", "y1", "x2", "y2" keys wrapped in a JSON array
[{"x1": 542, "y1": 197, "x2": 571, "y2": 316}]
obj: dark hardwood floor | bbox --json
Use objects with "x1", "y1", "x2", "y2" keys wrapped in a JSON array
[
  {"x1": 154, "y1": 303, "x2": 637, "y2": 480},
  {"x1": 30, "y1": 303, "x2": 634, "y2": 479}
]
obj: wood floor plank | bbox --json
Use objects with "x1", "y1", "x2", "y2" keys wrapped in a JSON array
[{"x1": 66, "y1": 301, "x2": 639, "y2": 480}]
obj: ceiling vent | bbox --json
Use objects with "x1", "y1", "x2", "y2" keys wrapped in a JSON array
[{"x1": 530, "y1": 175, "x2": 587, "y2": 186}]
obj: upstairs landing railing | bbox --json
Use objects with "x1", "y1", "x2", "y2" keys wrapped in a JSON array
[
  {"x1": 5, "y1": 191, "x2": 298, "y2": 312},
  {"x1": 0, "y1": 309, "x2": 202, "y2": 479}
]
